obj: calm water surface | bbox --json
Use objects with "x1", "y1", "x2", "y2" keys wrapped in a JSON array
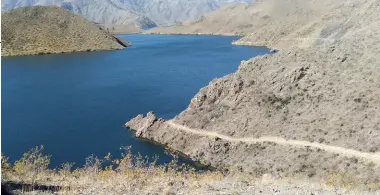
[{"x1": 2, "y1": 34, "x2": 269, "y2": 167}]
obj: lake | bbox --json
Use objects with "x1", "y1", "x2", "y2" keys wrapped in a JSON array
[{"x1": 2, "y1": 34, "x2": 269, "y2": 168}]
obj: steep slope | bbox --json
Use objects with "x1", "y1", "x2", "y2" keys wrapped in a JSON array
[
  {"x1": 127, "y1": 0, "x2": 380, "y2": 189},
  {"x1": 1, "y1": 6, "x2": 130, "y2": 56}
]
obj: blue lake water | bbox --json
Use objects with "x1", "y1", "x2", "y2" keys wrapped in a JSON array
[{"x1": 2, "y1": 34, "x2": 269, "y2": 168}]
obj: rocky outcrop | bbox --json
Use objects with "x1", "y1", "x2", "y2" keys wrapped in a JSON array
[
  {"x1": 127, "y1": 0, "x2": 380, "y2": 189},
  {"x1": 126, "y1": 112, "x2": 166, "y2": 138},
  {"x1": 1, "y1": 6, "x2": 130, "y2": 56}
]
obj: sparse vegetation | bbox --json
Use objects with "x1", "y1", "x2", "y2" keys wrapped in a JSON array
[
  {"x1": 1, "y1": 146, "x2": 225, "y2": 194},
  {"x1": 2, "y1": 146, "x2": 379, "y2": 194}
]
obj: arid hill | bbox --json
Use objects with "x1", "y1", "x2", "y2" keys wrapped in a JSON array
[
  {"x1": 1, "y1": 6, "x2": 130, "y2": 56},
  {"x1": 128, "y1": 0, "x2": 380, "y2": 192}
]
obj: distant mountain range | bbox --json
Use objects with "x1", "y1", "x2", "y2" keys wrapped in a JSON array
[{"x1": 1, "y1": 0, "x2": 251, "y2": 28}]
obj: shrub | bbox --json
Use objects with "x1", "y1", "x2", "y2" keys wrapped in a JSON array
[{"x1": 13, "y1": 146, "x2": 50, "y2": 178}]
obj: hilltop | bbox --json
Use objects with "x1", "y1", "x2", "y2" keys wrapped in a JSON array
[{"x1": 1, "y1": 6, "x2": 130, "y2": 56}]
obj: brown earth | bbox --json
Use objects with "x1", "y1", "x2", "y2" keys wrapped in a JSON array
[
  {"x1": 1, "y1": 6, "x2": 130, "y2": 57},
  {"x1": 126, "y1": 0, "x2": 380, "y2": 191}
]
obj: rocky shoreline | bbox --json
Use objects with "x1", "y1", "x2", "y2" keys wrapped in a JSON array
[
  {"x1": 126, "y1": 0, "x2": 380, "y2": 191},
  {"x1": 126, "y1": 112, "x2": 380, "y2": 188}
]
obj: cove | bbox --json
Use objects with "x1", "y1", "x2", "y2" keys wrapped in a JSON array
[{"x1": 1, "y1": 34, "x2": 269, "y2": 168}]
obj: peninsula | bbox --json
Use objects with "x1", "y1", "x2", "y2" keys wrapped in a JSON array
[{"x1": 1, "y1": 6, "x2": 130, "y2": 56}]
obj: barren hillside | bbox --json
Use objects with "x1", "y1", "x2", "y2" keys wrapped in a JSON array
[
  {"x1": 1, "y1": 6, "x2": 130, "y2": 56},
  {"x1": 128, "y1": 0, "x2": 380, "y2": 191}
]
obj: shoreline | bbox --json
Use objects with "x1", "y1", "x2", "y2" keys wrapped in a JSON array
[
  {"x1": 124, "y1": 11, "x2": 380, "y2": 186},
  {"x1": 127, "y1": 126, "x2": 216, "y2": 171},
  {"x1": 143, "y1": 31, "x2": 246, "y2": 37},
  {"x1": 143, "y1": 31, "x2": 277, "y2": 49}
]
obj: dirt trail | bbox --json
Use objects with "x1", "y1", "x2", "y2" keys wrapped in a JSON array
[{"x1": 167, "y1": 120, "x2": 380, "y2": 164}]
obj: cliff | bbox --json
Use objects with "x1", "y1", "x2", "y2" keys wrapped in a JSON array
[
  {"x1": 1, "y1": 6, "x2": 130, "y2": 56},
  {"x1": 127, "y1": 0, "x2": 380, "y2": 191}
]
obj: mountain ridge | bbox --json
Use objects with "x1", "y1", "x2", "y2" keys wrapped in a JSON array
[{"x1": 1, "y1": 0, "x2": 251, "y2": 28}]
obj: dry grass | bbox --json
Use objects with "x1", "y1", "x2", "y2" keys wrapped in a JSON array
[
  {"x1": 1, "y1": 146, "x2": 224, "y2": 194},
  {"x1": 2, "y1": 146, "x2": 379, "y2": 194}
]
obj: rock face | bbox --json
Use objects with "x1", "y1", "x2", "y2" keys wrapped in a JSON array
[
  {"x1": 1, "y1": 0, "x2": 250, "y2": 28},
  {"x1": 1, "y1": 6, "x2": 130, "y2": 56},
  {"x1": 126, "y1": 112, "x2": 164, "y2": 138},
  {"x1": 127, "y1": 0, "x2": 380, "y2": 188}
]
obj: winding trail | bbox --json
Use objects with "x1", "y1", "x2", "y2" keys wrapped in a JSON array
[{"x1": 166, "y1": 120, "x2": 380, "y2": 164}]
